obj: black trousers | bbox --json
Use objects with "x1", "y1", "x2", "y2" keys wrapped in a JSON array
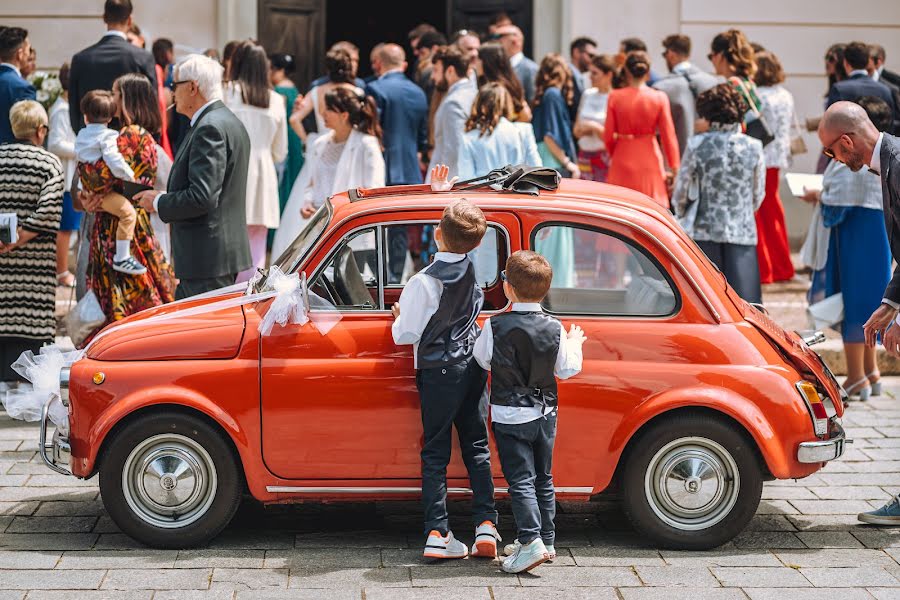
[
  {"x1": 416, "y1": 358, "x2": 497, "y2": 535},
  {"x1": 696, "y1": 240, "x2": 762, "y2": 304},
  {"x1": 1, "y1": 337, "x2": 49, "y2": 383},
  {"x1": 175, "y1": 274, "x2": 238, "y2": 300}
]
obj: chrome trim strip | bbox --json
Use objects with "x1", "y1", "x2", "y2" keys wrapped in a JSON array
[
  {"x1": 39, "y1": 397, "x2": 72, "y2": 476},
  {"x1": 266, "y1": 486, "x2": 594, "y2": 494},
  {"x1": 797, "y1": 421, "x2": 849, "y2": 463}
]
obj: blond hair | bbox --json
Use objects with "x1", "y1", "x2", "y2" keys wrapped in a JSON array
[{"x1": 9, "y1": 100, "x2": 47, "y2": 140}]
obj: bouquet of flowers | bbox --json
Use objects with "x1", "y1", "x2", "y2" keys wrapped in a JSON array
[{"x1": 27, "y1": 71, "x2": 62, "y2": 112}]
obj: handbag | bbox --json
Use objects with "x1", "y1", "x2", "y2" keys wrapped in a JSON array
[
  {"x1": 807, "y1": 292, "x2": 843, "y2": 331},
  {"x1": 64, "y1": 290, "x2": 107, "y2": 348},
  {"x1": 790, "y1": 111, "x2": 808, "y2": 155},
  {"x1": 732, "y1": 77, "x2": 775, "y2": 147}
]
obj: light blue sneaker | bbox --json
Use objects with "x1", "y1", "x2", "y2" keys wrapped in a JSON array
[
  {"x1": 500, "y1": 538, "x2": 550, "y2": 573},
  {"x1": 858, "y1": 496, "x2": 900, "y2": 525}
]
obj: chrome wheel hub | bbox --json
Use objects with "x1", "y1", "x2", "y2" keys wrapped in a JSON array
[
  {"x1": 644, "y1": 437, "x2": 740, "y2": 531},
  {"x1": 122, "y1": 434, "x2": 217, "y2": 529}
]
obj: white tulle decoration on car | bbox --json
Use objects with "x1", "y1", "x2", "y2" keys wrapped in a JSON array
[
  {"x1": 257, "y1": 267, "x2": 309, "y2": 335},
  {"x1": 3, "y1": 346, "x2": 83, "y2": 435}
]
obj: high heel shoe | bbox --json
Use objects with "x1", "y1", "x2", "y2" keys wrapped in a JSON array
[
  {"x1": 866, "y1": 370, "x2": 883, "y2": 396},
  {"x1": 844, "y1": 377, "x2": 872, "y2": 401}
]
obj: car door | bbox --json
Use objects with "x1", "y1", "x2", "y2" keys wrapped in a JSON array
[{"x1": 258, "y1": 210, "x2": 519, "y2": 482}]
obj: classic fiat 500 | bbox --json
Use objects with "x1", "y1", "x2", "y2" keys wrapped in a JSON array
[{"x1": 40, "y1": 172, "x2": 847, "y2": 550}]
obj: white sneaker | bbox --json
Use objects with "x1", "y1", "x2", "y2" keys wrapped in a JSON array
[
  {"x1": 112, "y1": 256, "x2": 147, "y2": 276},
  {"x1": 501, "y1": 538, "x2": 550, "y2": 573},
  {"x1": 423, "y1": 530, "x2": 468, "y2": 559},
  {"x1": 471, "y1": 520, "x2": 501, "y2": 558},
  {"x1": 504, "y1": 539, "x2": 556, "y2": 561}
]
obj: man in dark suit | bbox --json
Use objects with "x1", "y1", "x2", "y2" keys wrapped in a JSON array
[
  {"x1": 135, "y1": 55, "x2": 251, "y2": 299},
  {"x1": 0, "y1": 27, "x2": 36, "y2": 143},
  {"x1": 495, "y1": 25, "x2": 538, "y2": 104},
  {"x1": 826, "y1": 42, "x2": 897, "y2": 128},
  {"x1": 868, "y1": 44, "x2": 900, "y2": 135},
  {"x1": 365, "y1": 43, "x2": 428, "y2": 185},
  {"x1": 68, "y1": 0, "x2": 157, "y2": 133},
  {"x1": 567, "y1": 36, "x2": 596, "y2": 121}
]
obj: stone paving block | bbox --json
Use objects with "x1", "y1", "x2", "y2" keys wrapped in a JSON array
[
  {"x1": 761, "y1": 487, "x2": 817, "y2": 500},
  {"x1": 33, "y1": 500, "x2": 105, "y2": 517},
  {"x1": 236, "y1": 591, "x2": 357, "y2": 600},
  {"x1": 0, "y1": 487, "x2": 97, "y2": 503},
  {"x1": 845, "y1": 427, "x2": 886, "y2": 438},
  {"x1": 791, "y1": 500, "x2": 875, "y2": 515},
  {"x1": 92, "y1": 516, "x2": 120, "y2": 534},
  {"x1": 0, "y1": 568, "x2": 105, "y2": 589},
  {"x1": 287, "y1": 566, "x2": 411, "y2": 588},
  {"x1": 92, "y1": 534, "x2": 149, "y2": 550},
  {"x1": 176, "y1": 550, "x2": 266, "y2": 569},
  {"x1": 0, "y1": 475, "x2": 30, "y2": 487},
  {"x1": 767, "y1": 475, "x2": 827, "y2": 487},
  {"x1": 661, "y1": 549, "x2": 782, "y2": 567},
  {"x1": 744, "y1": 589, "x2": 876, "y2": 600},
  {"x1": 870, "y1": 589, "x2": 900, "y2": 600},
  {"x1": 517, "y1": 566, "x2": 642, "y2": 587},
  {"x1": 0, "y1": 550, "x2": 59, "y2": 569},
  {"x1": 797, "y1": 531, "x2": 865, "y2": 548},
  {"x1": 711, "y1": 567, "x2": 812, "y2": 587},
  {"x1": 820, "y1": 473, "x2": 900, "y2": 486},
  {"x1": 409, "y1": 564, "x2": 519, "y2": 587},
  {"x1": 57, "y1": 549, "x2": 178, "y2": 569},
  {"x1": 634, "y1": 565, "x2": 720, "y2": 587},
  {"x1": 618, "y1": 589, "x2": 747, "y2": 600},
  {"x1": 884, "y1": 547, "x2": 900, "y2": 562},
  {"x1": 493, "y1": 588, "x2": 617, "y2": 600},
  {"x1": 0, "y1": 592, "x2": 26, "y2": 600},
  {"x1": 732, "y1": 532, "x2": 805, "y2": 549},
  {"x1": 757, "y1": 500, "x2": 800, "y2": 515},
  {"x1": 853, "y1": 530, "x2": 900, "y2": 549},
  {"x1": 153, "y1": 592, "x2": 237, "y2": 600},
  {"x1": 788, "y1": 514, "x2": 869, "y2": 531},
  {"x1": 8, "y1": 516, "x2": 97, "y2": 533},
  {"x1": 293, "y1": 530, "x2": 409, "y2": 549},
  {"x1": 0, "y1": 501, "x2": 38, "y2": 516},
  {"x1": 25, "y1": 475, "x2": 97, "y2": 487},
  {"x1": 863, "y1": 448, "x2": 900, "y2": 461},
  {"x1": 809, "y1": 486, "x2": 892, "y2": 500},
  {"x1": 800, "y1": 566, "x2": 900, "y2": 587},
  {"x1": 775, "y1": 548, "x2": 897, "y2": 568},
  {"x1": 205, "y1": 531, "x2": 294, "y2": 550},
  {"x1": 0, "y1": 533, "x2": 98, "y2": 550},
  {"x1": 570, "y1": 545, "x2": 665, "y2": 566},
  {"x1": 0, "y1": 515, "x2": 14, "y2": 531},
  {"x1": 266, "y1": 548, "x2": 381, "y2": 569},
  {"x1": 23, "y1": 593, "x2": 152, "y2": 600},
  {"x1": 101, "y1": 568, "x2": 213, "y2": 590},
  {"x1": 211, "y1": 567, "x2": 289, "y2": 589},
  {"x1": 745, "y1": 514, "x2": 798, "y2": 531}
]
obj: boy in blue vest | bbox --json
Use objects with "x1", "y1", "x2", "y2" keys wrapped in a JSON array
[
  {"x1": 473, "y1": 250, "x2": 586, "y2": 573},
  {"x1": 391, "y1": 198, "x2": 499, "y2": 559}
]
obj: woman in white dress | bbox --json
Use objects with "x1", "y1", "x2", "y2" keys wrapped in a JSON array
[
  {"x1": 271, "y1": 48, "x2": 363, "y2": 259},
  {"x1": 223, "y1": 41, "x2": 288, "y2": 282}
]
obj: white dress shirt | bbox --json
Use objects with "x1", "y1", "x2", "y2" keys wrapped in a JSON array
[
  {"x1": 0, "y1": 63, "x2": 21, "y2": 77},
  {"x1": 510, "y1": 52, "x2": 524, "y2": 68},
  {"x1": 102, "y1": 30, "x2": 127, "y2": 41},
  {"x1": 848, "y1": 69, "x2": 870, "y2": 79},
  {"x1": 473, "y1": 303, "x2": 583, "y2": 425},
  {"x1": 391, "y1": 252, "x2": 468, "y2": 368},
  {"x1": 74, "y1": 123, "x2": 135, "y2": 181}
]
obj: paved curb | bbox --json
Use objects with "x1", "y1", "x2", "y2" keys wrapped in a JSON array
[{"x1": 816, "y1": 338, "x2": 900, "y2": 376}]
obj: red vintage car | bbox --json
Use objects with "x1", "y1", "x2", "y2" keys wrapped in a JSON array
[{"x1": 40, "y1": 174, "x2": 848, "y2": 550}]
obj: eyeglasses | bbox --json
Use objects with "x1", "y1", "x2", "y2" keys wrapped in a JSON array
[
  {"x1": 821, "y1": 131, "x2": 850, "y2": 159},
  {"x1": 500, "y1": 270, "x2": 507, "y2": 282},
  {"x1": 169, "y1": 80, "x2": 191, "y2": 91}
]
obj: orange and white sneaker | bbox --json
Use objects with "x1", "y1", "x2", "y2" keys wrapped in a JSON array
[
  {"x1": 470, "y1": 520, "x2": 501, "y2": 558},
  {"x1": 423, "y1": 530, "x2": 468, "y2": 559}
]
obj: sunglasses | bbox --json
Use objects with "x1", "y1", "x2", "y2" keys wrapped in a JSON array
[
  {"x1": 821, "y1": 131, "x2": 850, "y2": 159},
  {"x1": 169, "y1": 79, "x2": 191, "y2": 91}
]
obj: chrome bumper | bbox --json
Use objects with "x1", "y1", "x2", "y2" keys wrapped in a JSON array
[
  {"x1": 797, "y1": 419, "x2": 850, "y2": 463},
  {"x1": 39, "y1": 396, "x2": 72, "y2": 476}
]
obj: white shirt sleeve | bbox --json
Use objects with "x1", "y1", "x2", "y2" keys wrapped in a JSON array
[
  {"x1": 884, "y1": 298, "x2": 900, "y2": 311},
  {"x1": 99, "y1": 129, "x2": 135, "y2": 182},
  {"x1": 554, "y1": 322, "x2": 583, "y2": 380},
  {"x1": 472, "y1": 318, "x2": 493, "y2": 371},
  {"x1": 153, "y1": 193, "x2": 165, "y2": 213},
  {"x1": 391, "y1": 273, "x2": 441, "y2": 345}
]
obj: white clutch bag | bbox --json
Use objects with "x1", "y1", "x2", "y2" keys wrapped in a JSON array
[{"x1": 807, "y1": 293, "x2": 843, "y2": 330}]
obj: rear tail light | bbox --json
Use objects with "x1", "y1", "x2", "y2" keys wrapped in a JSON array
[{"x1": 796, "y1": 380, "x2": 830, "y2": 437}]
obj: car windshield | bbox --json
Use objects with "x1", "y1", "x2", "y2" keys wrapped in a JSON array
[{"x1": 257, "y1": 201, "x2": 332, "y2": 290}]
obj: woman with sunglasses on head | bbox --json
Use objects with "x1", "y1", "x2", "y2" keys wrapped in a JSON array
[{"x1": 707, "y1": 29, "x2": 762, "y2": 134}]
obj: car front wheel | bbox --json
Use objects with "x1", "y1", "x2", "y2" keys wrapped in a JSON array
[
  {"x1": 99, "y1": 411, "x2": 243, "y2": 548},
  {"x1": 621, "y1": 413, "x2": 763, "y2": 550}
]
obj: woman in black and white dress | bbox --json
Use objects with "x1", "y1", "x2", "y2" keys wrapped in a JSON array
[{"x1": 0, "y1": 100, "x2": 64, "y2": 387}]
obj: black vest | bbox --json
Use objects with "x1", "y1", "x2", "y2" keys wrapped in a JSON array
[
  {"x1": 417, "y1": 258, "x2": 484, "y2": 369},
  {"x1": 489, "y1": 311, "x2": 561, "y2": 409}
]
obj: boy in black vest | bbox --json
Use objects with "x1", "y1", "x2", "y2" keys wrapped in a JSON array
[
  {"x1": 473, "y1": 250, "x2": 586, "y2": 573},
  {"x1": 391, "y1": 199, "x2": 499, "y2": 560}
]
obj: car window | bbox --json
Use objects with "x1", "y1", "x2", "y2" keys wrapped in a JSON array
[
  {"x1": 532, "y1": 224, "x2": 678, "y2": 316},
  {"x1": 310, "y1": 228, "x2": 378, "y2": 310},
  {"x1": 383, "y1": 224, "x2": 505, "y2": 288}
]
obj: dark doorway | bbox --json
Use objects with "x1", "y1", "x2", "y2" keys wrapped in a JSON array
[{"x1": 325, "y1": 0, "x2": 448, "y2": 80}]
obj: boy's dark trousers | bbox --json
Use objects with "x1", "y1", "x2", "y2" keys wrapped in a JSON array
[
  {"x1": 492, "y1": 412, "x2": 558, "y2": 546},
  {"x1": 416, "y1": 358, "x2": 497, "y2": 535}
]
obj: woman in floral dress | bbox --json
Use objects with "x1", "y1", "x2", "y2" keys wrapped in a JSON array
[{"x1": 77, "y1": 73, "x2": 175, "y2": 344}]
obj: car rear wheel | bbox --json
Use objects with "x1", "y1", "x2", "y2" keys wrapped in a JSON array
[
  {"x1": 621, "y1": 413, "x2": 763, "y2": 550},
  {"x1": 99, "y1": 411, "x2": 243, "y2": 548}
]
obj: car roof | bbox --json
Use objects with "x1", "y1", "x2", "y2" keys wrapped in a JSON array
[{"x1": 327, "y1": 180, "x2": 685, "y2": 235}]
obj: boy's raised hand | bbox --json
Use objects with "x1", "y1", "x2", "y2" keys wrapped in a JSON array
[
  {"x1": 430, "y1": 164, "x2": 458, "y2": 192},
  {"x1": 567, "y1": 324, "x2": 586, "y2": 346},
  {"x1": 391, "y1": 302, "x2": 401, "y2": 319}
]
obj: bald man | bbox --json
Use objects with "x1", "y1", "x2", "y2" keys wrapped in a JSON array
[{"x1": 494, "y1": 24, "x2": 538, "y2": 103}]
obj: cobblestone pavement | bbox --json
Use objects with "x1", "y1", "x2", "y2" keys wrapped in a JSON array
[{"x1": 0, "y1": 388, "x2": 897, "y2": 599}]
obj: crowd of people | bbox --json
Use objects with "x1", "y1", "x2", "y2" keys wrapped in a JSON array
[{"x1": 0, "y1": 6, "x2": 898, "y2": 394}]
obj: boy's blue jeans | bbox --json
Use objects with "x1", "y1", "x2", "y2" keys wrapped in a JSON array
[
  {"x1": 416, "y1": 358, "x2": 497, "y2": 535},
  {"x1": 492, "y1": 412, "x2": 558, "y2": 546}
]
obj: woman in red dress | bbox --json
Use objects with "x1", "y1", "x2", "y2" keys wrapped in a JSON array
[{"x1": 604, "y1": 51, "x2": 680, "y2": 208}]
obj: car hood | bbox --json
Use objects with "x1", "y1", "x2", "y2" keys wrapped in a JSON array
[{"x1": 86, "y1": 293, "x2": 247, "y2": 361}]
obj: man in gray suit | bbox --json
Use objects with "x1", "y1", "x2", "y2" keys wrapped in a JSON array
[
  {"x1": 495, "y1": 25, "x2": 538, "y2": 104},
  {"x1": 652, "y1": 34, "x2": 719, "y2": 155},
  {"x1": 136, "y1": 54, "x2": 251, "y2": 299},
  {"x1": 427, "y1": 45, "x2": 476, "y2": 180}
]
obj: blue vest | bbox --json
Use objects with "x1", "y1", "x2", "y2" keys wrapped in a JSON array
[
  {"x1": 416, "y1": 258, "x2": 483, "y2": 369},
  {"x1": 489, "y1": 311, "x2": 561, "y2": 409}
]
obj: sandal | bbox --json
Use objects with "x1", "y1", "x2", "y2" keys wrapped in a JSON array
[
  {"x1": 56, "y1": 271, "x2": 75, "y2": 288},
  {"x1": 844, "y1": 377, "x2": 872, "y2": 402},
  {"x1": 867, "y1": 370, "x2": 883, "y2": 396}
]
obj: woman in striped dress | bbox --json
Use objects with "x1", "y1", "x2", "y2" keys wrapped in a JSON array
[{"x1": 0, "y1": 100, "x2": 64, "y2": 386}]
